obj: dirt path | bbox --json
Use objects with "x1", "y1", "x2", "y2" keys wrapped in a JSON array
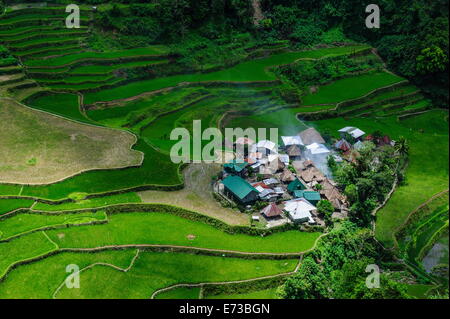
[{"x1": 139, "y1": 163, "x2": 249, "y2": 225}]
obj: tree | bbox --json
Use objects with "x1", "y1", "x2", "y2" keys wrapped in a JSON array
[
  {"x1": 280, "y1": 222, "x2": 395, "y2": 299},
  {"x1": 289, "y1": 19, "x2": 323, "y2": 46},
  {"x1": 371, "y1": 130, "x2": 383, "y2": 145},
  {"x1": 394, "y1": 136, "x2": 409, "y2": 157},
  {"x1": 316, "y1": 199, "x2": 334, "y2": 226},
  {"x1": 327, "y1": 155, "x2": 337, "y2": 172},
  {"x1": 351, "y1": 275, "x2": 410, "y2": 299},
  {"x1": 332, "y1": 260, "x2": 410, "y2": 299},
  {"x1": 280, "y1": 257, "x2": 329, "y2": 299},
  {"x1": 416, "y1": 46, "x2": 449, "y2": 74},
  {"x1": 331, "y1": 257, "x2": 375, "y2": 298},
  {"x1": 344, "y1": 184, "x2": 357, "y2": 204}
]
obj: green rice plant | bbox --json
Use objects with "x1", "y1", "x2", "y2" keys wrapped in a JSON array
[
  {"x1": 301, "y1": 71, "x2": 404, "y2": 106},
  {"x1": 9, "y1": 37, "x2": 83, "y2": 51},
  {"x1": 0, "y1": 14, "x2": 67, "y2": 26},
  {"x1": 0, "y1": 232, "x2": 58, "y2": 279},
  {"x1": 0, "y1": 199, "x2": 34, "y2": 215},
  {"x1": 155, "y1": 287, "x2": 200, "y2": 299},
  {"x1": 24, "y1": 92, "x2": 89, "y2": 123},
  {"x1": 0, "y1": 210, "x2": 107, "y2": 240},
  {"x1": 83, "y1": 45, "x2": 369, "y2": 105},
  {"x1": 33, "y1": 192, "x2": 141, "y2": 212},
  {"x1": 0, "y1": 249, "x2": 137, "y2": 298},
  {"x1": 55, "y1": 252, "x2": 297, "y2": 299},
  {"x1": 46, "y1": 211, "x2": 320, "y2": 253},
  {"x1": 13, "y1": 44, "x2": 81, "y2": 58},
  {"x1": 25, "y1": 46, "x2": 170, "y2": 68},
  {"x1": 205, "y1": 287, "x2": 279, "y2": 299}
]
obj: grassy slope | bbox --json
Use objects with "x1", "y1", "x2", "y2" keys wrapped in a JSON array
[
  {"x1": 55, "y1": 252, "x2": 297, "y2": 299},
  {"x1": 0, "y1": 98, "x2": 142, "y2": 185},
  {"x1": 16, "y1": 139, "x2": 181, "y2": 200},
  {"x1": 46, "y1": 212, "x2": 320, "y2": 253},
  {"x1": 29, "y1": 59, "x2": 168, "y2": 74},
  {"x1": 227, "y1": 107, "x2": 312, "y2": 136}
]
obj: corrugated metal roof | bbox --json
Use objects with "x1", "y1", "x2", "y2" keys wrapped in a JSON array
[
  {"x1": 281, "y1": 136, "x2": 304, "y2": 146},
  {"x1": 224, "y1": 160, "x2": 247, "y2": 173},
  {"x1": 293, "y1": 190, "x2": 321, "y2": 201},
  {"x1": 222, "y1": 175, "x2": 257, "y2": 200},
  {"x1": 261, "y1": 203, "x2": 283, "y2": 217},
  {"x1": 287, "y1": 178, "x2": 306, "y2": 192}
]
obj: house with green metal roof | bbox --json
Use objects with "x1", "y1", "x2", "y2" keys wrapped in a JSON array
[
  {"x1": 287, "y1": 178, "x2": 307, "y2": 193},
  {"x1": 222, "y1": 175, "x2": 258, "y2": 205},
  {"x1": 223, "y1": 160, "x2": 248, "y2": 176},
  {"x1": 293, "y1": 190, "x2": 321, "y2": 205}
]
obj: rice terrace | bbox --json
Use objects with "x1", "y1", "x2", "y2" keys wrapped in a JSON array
[{"x1": 0, "y1": 0, "x2": 448, "y2": 302}]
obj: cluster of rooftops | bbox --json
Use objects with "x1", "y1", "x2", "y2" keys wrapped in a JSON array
[{"x1": 217, "y1": 126, "x2": 363, "y2": 225}]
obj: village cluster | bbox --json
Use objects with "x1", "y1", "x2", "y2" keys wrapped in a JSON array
[{"x1": 216, "y1": 126, "x2": 386, "y2": 228}]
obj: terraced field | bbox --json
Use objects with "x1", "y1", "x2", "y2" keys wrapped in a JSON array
[
  {"x1": 394, "y1": 191, "x2": 449, "y2": 286},
  {"x1": 0, "y1": 98, "x2": 143, "y2": 185},
  {"x1": 0, "y1": 4, "x2": 448, "y2": 299}
]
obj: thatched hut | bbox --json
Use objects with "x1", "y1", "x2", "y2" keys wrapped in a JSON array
[
  {"x1": 298, "y1": 128, "x2": 325, "y2": 145},
  {"x1": 280, "y1": 168, "x2": 296, "y2": 183}
]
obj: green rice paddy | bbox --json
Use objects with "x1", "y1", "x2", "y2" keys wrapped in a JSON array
[
  {"x1": 46, "y1": 212, "x2": 321, "y2": 253},
  {"x1": 0, "y1": 210, "x2": 107, "y2": 240},
  {"x1": 55, "y1": 252, "x2": 297, "y2": 299},
  {"x1": 25, "y1": 46, "x2": 170, "y2": 67},
  {"x1": 0, "y1": 198, "x2": 35, "y2": 215},
  {"x1": 83, "y1": 45, "x2": 369, "y2": 105},
  {"x1": 32, "y1": 192, "x2": 141, "y2": 212},
  {"x1": 0, "y1": 249, "x2": 137, "y2": 298},
  {"x1": 302, "y1": 71, "x2": 404, "y2": 106}
]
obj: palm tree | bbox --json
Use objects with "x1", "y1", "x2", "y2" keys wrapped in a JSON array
[{"x1": 395, "y1": 136, "x2": 409, "y2": 157}]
